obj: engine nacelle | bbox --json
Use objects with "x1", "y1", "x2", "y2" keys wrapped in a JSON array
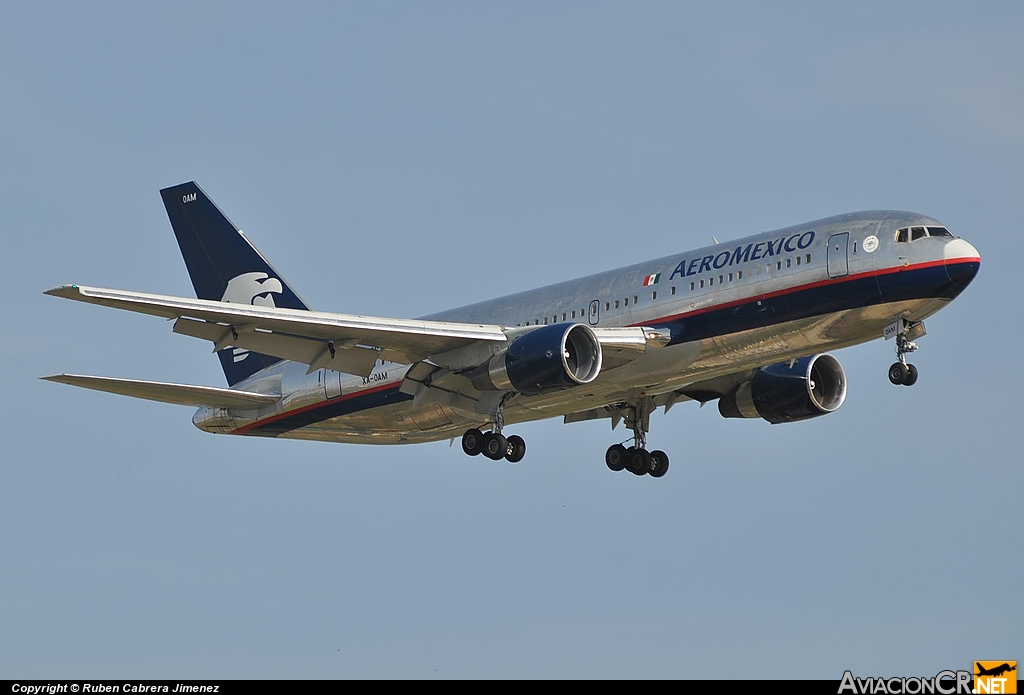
[
  {"x1": 471, "y1": 323, "x2": 602, "y2": 395},
  {"x1": 718, "y1": 353, "x2": 847, "y2": 424}
]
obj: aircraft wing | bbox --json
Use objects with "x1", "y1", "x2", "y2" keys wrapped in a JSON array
[
  {"x1": 46, "y1": 284, "x2": 666, "y2": 378},
  {"x1": 46, "y1": 284, "x2": 508, "y2": 373}
]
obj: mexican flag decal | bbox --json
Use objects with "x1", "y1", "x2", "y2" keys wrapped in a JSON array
[{"x1": 642, "y1": 273, "x2": 661, "y2": 287}]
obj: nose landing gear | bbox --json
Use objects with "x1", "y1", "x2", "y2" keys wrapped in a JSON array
[{"x1": 888, "y1": 324, "x2": 921, "y2": 387}]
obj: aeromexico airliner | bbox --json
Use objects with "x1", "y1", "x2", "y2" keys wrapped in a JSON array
[{"x1": 44, "y1": 182, "x2": 980, "y2": 478}]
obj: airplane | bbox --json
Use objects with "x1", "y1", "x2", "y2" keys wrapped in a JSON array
[
  {"x1": 976, "y1": 664, "x2": 1016, "y2": 678},
  {"x1": 43, "y1": 182, "x2": 981, "y2": 478}
]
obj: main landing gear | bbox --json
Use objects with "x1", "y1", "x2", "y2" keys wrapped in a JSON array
[
  {"x1": 888, "y1": 328, "x2": 920, "y2": 387},
  {"x1": 604, "y1": 398, "x2": 669, "y2": 478},
  {"x1": 460, "y1": 394, "x2": 526, "y2": 463},
  {"x1": 462, "y1": 428, "x2": 526, "y2": 463}
]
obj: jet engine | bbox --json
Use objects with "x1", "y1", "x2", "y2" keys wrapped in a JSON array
[
  {"x1": 471, "y1": 323, "x2": 602, "y2": 396},
  {"x1": 718, "y1": 354, "x2": 847, "y2": 424}
]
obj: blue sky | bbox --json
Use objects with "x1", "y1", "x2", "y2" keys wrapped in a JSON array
[{"x1": 2, "y1": 1, "x2": 1021, "y2": 678}]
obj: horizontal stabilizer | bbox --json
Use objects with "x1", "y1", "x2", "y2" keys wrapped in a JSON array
[{"x1": 41, "y1": 374, "x2": 281, "y2": 409}]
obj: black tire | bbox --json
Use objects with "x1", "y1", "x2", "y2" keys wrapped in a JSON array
[
  {"x1": 605, "y1": 444, "x2": 627, "y2": 471},
  {"x1": 462, "y1": 428, "x2": 484, "y2": 456},
  {"x1": 482, "y1": 432, "x2": 507, "y2": 460},
  {"x1": 903, "y1": 363, "x2": 919, "y2": 386},
  {"x1": 627, "y1": 448, "x2": 650, "y2": 476},
  {"x1": 506, "y1": 435, "x2": 526, "y2": 463},
  {"x1": 649, "y1": 450, "x2": 670, "y2": 478},
  {"x1": 888, "y1": 362, "x2": 909, "y2": 385}
]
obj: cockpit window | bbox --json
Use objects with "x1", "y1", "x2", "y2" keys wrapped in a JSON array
[{"x1": 896, "y1": 225, "x2": 953, "y2": 242}]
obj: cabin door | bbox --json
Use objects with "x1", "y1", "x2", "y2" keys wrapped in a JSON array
[{"x1": 827, "y1": 232, "x2": 850, "y2": 278}]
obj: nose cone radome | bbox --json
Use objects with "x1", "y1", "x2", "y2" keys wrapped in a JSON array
[
  {"x1": 944, "y1": 238, "x2": 980, "y2": 297},
  {"x1": 945, "y1": 238, "x2": 980, "y2": 263}
]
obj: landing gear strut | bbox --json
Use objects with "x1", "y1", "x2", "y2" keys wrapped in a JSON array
[
  {"x1": 460, "y1": 394, "x2": 526, "y2": 463},
  {"x1": 888, "y1": 327, "x2": 920, "y2": 387},
  {"x1": 604, "y1": 398, "x2": 670, "y2": 478}
]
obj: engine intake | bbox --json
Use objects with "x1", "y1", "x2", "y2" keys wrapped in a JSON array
[
  {"x1": 472, "y1": 323, "x2": 602, "y2": 395},
  {"x1": 719, "y1": 353, "x2": 847, "y2": 424}
]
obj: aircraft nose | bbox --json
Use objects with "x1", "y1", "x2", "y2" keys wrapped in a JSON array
[{"x1": 944, "y1": 238, "x2": 980, "y2": 294}]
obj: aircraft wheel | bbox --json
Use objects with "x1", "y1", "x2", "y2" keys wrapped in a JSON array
[
  {"x1": 482, "y1": 432, "x2": 507, "y2": 460},
  {"x1": 505, "y1": 435, "x2": 526, "y2": 463},
  {"x1": 605, "y1": 444, "x2": 627, "y2": 472},
  {"x1": 903, "y1": 363, "x2": 919, "y2": 386},
  {"x1": 462, "y1": 428, "x2": 484, "y2": 456},
  {"x1": 649, "y1": 450, "x2": 670, "y2": 478},
  {"x1": 888, "y1": 362, "x2": 909, "y2": 385},
  {"x1": 627, "y1": 448, "x2": 650, "y2": 476}
]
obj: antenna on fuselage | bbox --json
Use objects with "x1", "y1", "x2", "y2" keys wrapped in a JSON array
[{"x1": 712, "y1": 236, "x2": 719, "y2": 245}]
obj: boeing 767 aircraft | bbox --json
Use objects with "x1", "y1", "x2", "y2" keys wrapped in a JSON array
[{"x1": 44, "y1": 182, "x2": 980, "y2": 478}]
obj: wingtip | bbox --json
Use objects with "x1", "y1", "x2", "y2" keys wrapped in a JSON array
[{"x1": 44, "y1": 284, "x2": 80, "y2": 298}]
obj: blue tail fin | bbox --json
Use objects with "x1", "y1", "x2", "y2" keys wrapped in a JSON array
[{"x1": 160, "y1": 181, "x2": 310, "y2": 386}]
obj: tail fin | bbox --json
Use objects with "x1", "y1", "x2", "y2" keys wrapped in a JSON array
[{"x1": 160, "y1": 181, "x2": 310, "y2": 386}]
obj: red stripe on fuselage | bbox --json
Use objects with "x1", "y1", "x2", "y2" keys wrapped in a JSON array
[
  {"x1": 231, "y1": 256, "x2": 980, "y2": 435},
  {"x1": 230, "y1": 381, "x2": 399, "y2": 435},
  {"x1": 642, "y1": 257, "x2": 980, "y2": 326}
]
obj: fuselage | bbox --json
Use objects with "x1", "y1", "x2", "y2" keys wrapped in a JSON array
[{"x1": 193, "y1": 210, "x2": 980, "y2": 443}]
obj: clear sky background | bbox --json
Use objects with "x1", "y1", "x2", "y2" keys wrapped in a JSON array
[{"x1": 2, "y1": 1, "x2": 1021, "y2": 679}]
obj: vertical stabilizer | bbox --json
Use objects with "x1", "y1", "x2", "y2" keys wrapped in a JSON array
[{"x1": 160, "y1": 181, "x2": 310, "y2": 386}]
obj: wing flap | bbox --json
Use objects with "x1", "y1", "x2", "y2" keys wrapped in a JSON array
[
  {"x1": 172, "y1": 318, "x2": 381, "y2": 378},
  {"x1": 41, "y1": 374, "x2": 281, "y2": 409}
]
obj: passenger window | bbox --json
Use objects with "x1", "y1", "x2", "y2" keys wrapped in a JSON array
[
  {"x1": 624, "y1": 298, "x2": 629, "y2": 306},
  {"x1": 689, "y1": 282, "x2": 695, "y2": 291},
  {"x1": 738, "y1": 270, "x2": 743, "y2": 279},
  {"x1": 728, "y1": 272, "x2": 733, "y2": 281},
  {"x1": 777, "y1": 261, "x2": 782, "y2": 270},
  {"x1": 562, "y1": 312, "x2": 566, "y2": 321},
  {"x1": 796, "y1": 256, "x2": 801, "y2": 265},
  {"x1": 709, "y1": 277, "x2": 714, "y2": 286},
  {"x1": 911, "y1": 226, "x2": 926, "y2": 241},
  {"x1": 633, "y1": 295, "x2": 638, "y2": 304},
  {"x1": 699, "y1": 279, "x2": 705, "y2": 288},
  {"x1": 786, "y1": 258, "x2": 792, "y2": 268},
  {"x1": 605, "y1": 302, "x2": 610, "y2": 311},
  {"x1": 571, "y1": 310, "x2": 575, "y2": 319},
  {"x1": 614, "y1": 300, "x2": 619, "y2": 309},
  {"x1": 896, "y1": 228, "x2": 909, "y2": 243},
  {"x1": 671, "y1": 286, "x2": 676, "y2": 295},
  {"x1": 718, "y1": 275, "x2": 724, "y2": 284},
  {"x1": 652, "y1": 291, "x2": 657, "y2": 300},
  {"x1": 805, "y1": 254, "x2": 811, "y2": 263},
  {"x1": 543, "y1": 317, "x2": 548, "y2": 325}
]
